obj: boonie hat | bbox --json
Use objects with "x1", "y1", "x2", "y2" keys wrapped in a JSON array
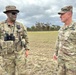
[{"x1": 3, "y1": 5, "x2": 19, "y2": 13}]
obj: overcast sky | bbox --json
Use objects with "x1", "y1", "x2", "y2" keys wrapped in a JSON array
[{"x1": 0, "y1": 0, "x2": 76, "y2": 27}]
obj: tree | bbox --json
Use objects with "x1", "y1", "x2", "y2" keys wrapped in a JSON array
[{"x1": 27, "y1": 22, "x2": 60, "y2": 31}]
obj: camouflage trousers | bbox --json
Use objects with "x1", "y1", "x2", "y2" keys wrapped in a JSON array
[
  {"x1": 57, "y1": 56, "x2": 76, "y2": 75},
  {"x1": 0, "y1": 56, "x2": 8, "y2": 75},
  {"x1": 2, "y1": 48, "x2": 27, "y2": 75}
]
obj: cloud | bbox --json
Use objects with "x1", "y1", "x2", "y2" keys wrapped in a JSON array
[{"x1": 0, "y1": 0, "x2": 76, "y2": 27}]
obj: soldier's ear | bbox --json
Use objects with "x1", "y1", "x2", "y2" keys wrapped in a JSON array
[{"x1": 68, "y1": 12, "x2": 72, "y2": 15}]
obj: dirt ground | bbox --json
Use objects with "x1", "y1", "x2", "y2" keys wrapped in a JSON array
[{"x1": 25, "y1": 31, "x2": 58, "y2": 75}]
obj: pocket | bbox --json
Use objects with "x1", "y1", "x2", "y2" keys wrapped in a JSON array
[
  {"x1": 7, "y1": 41, "x2": 14, "y2": 53},
  {"x1": 0, "y1": 40, "x2": 7, "y2": 49},
  {"x1": 1, "y1": 41, "x2": 14, "y2": 54}
]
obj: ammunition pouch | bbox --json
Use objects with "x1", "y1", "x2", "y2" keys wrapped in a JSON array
[
  {"x1": 0, "y1": 41, "x2": 15, "y2": 55},
  {"x1": 21, "y1": 40, "x2": 26, "y2": 48},
  {"x1": 15, "y1": 42, "x2": 25, "y2": 51}
]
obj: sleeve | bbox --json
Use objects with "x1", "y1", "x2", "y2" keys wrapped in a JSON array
[
  {"x1": 55, "y1": 27, "x2": 62, "y2": 56},
  {"x1": 55, "y1": 35, "x2": 60, "y2": 56},
  {"x1": 0, "y1": 22, "x2": 2, "y2": 39},
  {"x1": 0, "y1": 27, "x2": 1, "y2": 39},
  {"x1": 21, "y1": 24, "x2": 30, "y2": 50}
]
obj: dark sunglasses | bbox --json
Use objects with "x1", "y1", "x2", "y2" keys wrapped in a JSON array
[{"x1": 11, "y1": 12, "x2": 18, "y2": 15}]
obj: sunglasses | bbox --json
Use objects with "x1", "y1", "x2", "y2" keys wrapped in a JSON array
[{"x1": 10, "y1": 12, "x2": 18, "y2": 15}]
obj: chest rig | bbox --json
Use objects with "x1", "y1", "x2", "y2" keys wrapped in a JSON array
[
  {"x1": 0, "y1": 21, "x2": 26, "y2": 55},
  {"x1": 3, "y1": 23, "x2": 21, "y2": 41}
]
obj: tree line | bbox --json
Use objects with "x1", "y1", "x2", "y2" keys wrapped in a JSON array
[{"x1": 27, "y1": 22, "x2": 60, "y2": 31}]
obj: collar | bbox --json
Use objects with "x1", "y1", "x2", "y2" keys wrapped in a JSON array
[
  {"x1": 5, "y1": 20, "x2": 15, "y2": 27},
  {"x1": 61, "y1": 21, "x2": 75, "y2": 30}
]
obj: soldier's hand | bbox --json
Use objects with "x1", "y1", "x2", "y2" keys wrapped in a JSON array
[
  {"x1": 25, "y1": 50, "x2": 29, "y2": 57},
  {"x1": 53, "y1": 54, "x2": 57, "y2": 60}
]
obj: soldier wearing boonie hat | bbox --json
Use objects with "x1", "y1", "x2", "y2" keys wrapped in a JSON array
[
  {"x1": 53, "y1": 5, "x2": 76, "y2": 75},
  {"x1": 0, "y1": 5, "x2": 29, "y2": 75},
  {"x1": 3, "y1": 5, "x2": 19, "y2": 13}
]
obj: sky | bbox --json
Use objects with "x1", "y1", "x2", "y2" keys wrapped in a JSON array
[{"x1": 0, "y1": 0, "x2": 76, "y2": 27}]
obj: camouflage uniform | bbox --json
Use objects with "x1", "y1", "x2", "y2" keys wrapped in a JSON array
[
  {"x1": 54, "y1": 5, "x2": 76, "y2": 75},
  {"x1": 0, "y1": 56, "x2": 8, "y2": 75},
  {"x1": 55, "y1": 21, "x2": 76, "y2": 75},
  {"x1": 0, "y1": 20, "x2": 29, "y2": 75}
]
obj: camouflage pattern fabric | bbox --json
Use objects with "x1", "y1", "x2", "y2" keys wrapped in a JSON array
[
  {"x1": 58, "y1": 5, "x2": 73, "y2": 14},
  {"x1": 0, "y1": 56, "x2": 8, "y2": 75},
  {"x1": 55, "y1": 21, "x2": 76, "y2": 75},
  {"x1": 0, "y1": 20, "x2": 29, "y2": 75}
]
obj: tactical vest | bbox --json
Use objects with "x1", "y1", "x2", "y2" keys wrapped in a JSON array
[{"x1": 0, "y1": 21, "x2": 25, "y2": 54}]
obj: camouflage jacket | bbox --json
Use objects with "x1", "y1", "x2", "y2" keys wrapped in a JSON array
[
  {"x1": 55, "y1": 21, "x2": 76, "y2": 58},
  {"x1": 0, "y1": 20, "x2": 29, "y2": 52}
]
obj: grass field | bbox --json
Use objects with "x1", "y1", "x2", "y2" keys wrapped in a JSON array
[{"x1": 25, "y1": 31, "x2": 58, "y2": 75}]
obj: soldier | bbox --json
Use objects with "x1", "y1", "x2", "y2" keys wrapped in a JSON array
[
  {"x1": 0, "y1": 5, "x2": 29, "y2": 75},
  {"x1": 53, "y1": 5, "x2": 76, "y2": 75}
]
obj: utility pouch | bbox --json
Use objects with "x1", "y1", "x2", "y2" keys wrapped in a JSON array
[{"x1": 0, "y1": 41, "x2": 15, "y2": 54}]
